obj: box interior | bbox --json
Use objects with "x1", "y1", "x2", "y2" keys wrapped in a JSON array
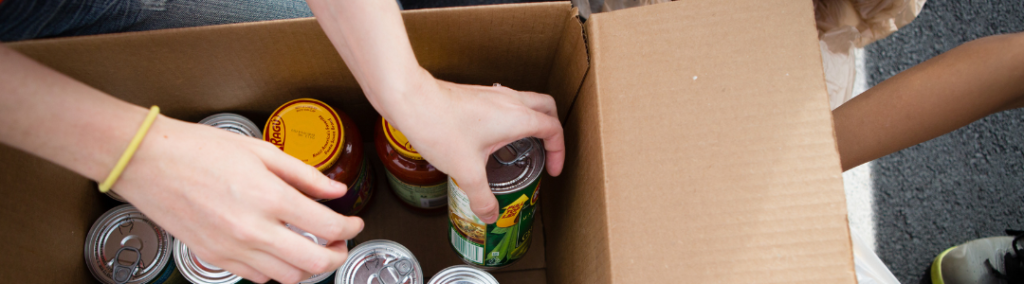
[{"x1": 2, "y1": 1, "x2": 856, "y2": 283}]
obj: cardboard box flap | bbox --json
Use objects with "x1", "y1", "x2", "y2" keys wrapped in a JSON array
[
  {"x1": 584, "y1": 0, "x2": 854, "y2": 283},
  {"x1": 546, "y1": 7, "x2": 590, "y2": 121}
]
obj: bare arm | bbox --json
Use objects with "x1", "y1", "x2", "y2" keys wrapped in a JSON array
[
  {"x1": 306, "y1": 0, "x2": 566, "y2": 224},
  {"x1": 0, "y1": 44, "x2": 362, "y2": 284},
  {"x1": 835, "y1": 32, "x2": 1024, "y2": 171}
]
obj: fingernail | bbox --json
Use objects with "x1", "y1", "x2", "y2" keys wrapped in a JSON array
[{"x1": 330, "y1": 179, "x2": 345, "y2": 189}]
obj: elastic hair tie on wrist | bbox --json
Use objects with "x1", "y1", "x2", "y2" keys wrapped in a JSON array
[{"x1": 98, "y1": 105, "x2": 160, "y2": 193}]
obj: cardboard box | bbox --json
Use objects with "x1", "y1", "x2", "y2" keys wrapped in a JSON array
[{"x1": 1, "y1": 1, "x2": 855, "y2": 283}]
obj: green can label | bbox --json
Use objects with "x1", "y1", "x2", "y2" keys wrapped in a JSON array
[
  {"x1": 448, "y1": 177, "x2": 540, "y2": 267},
  {"x1": 385, "y1": 170, "x2": 448, "y2": 209}
]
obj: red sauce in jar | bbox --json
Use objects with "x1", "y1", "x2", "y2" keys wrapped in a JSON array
[
  {"x1": 264, "y1": 98, "x2": 375, "y2": 216},
  {"x1": 374, "y1": 118, "x2": 447, "y2": 213}
]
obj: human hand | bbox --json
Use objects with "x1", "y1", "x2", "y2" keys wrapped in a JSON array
[
  {"x1": 381, "y1": 73, "x2": 565, "y2": 224},
  {"x1": 111, "y1": 116, "x2": 364, "y2": 284}
]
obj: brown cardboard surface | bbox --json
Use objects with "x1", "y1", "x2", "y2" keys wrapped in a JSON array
[
  {"x1": 492, "y1": 269, "x2": 546, "y2": 283},
  {"x1": 0, "y1": 1, "x2": 859, "y2": 283},
  {"x1": 585, "y1": 0, "x2": 853, "y2": 283},
  {"x1": 0, "y1": 147, "x2": 118, "y2": 282},
  {"x1": 546, "y1": 7, "x2": 589, "y2": 121},
  {"x1": 542, "y1": 71, "x2": 613, "y2": 284}
]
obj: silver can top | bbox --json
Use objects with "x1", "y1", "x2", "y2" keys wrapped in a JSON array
[
  {"x1": 105, "y1": 191, "x2": 127, "y2": 203},
  {"x1": 486, "y1": 138, "x2": 545, "y2": 194},
  {"x1": 84, "y1": 204, "x2": 173, "y2": 284},
  {"x1": 288, "y1": 224, "x2": 334, "y2": 284},
  {"x1": 426, "y1": 265, "x2": 499, "y2": 284},
  {"x1": 174, "y1": 239, "x2": 241, "y2": 284},
  {"x1": 335, "y1": 239, "x2": 423, "y2": 284},
  {"x1": 198, "y1": 113, "x2": 262, "y2": 138}
]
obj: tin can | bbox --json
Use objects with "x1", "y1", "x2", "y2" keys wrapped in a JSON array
[
  {"x1": 288, "y1": 224, "x2": 336, "y2": 284},
  {"x1": 264, "y1": 98, "x2": 376, "y2": 216},
  {"x1": 448, "y1": 138, "x2": 544, "y2": 270},
  {"x1": 334, "y1": 239, "x2": 423, "y2": 284},
  {"x1": 105, "y1": 113, "x2": 262, "y2": 203},
  {"x1": 85, "y1": 204, "x2": 185, "y2": 284},
  {"x1": 426, "y1": 265, "x2": 499, "y2": 284},
  {"x1": 174, "y1": 239, "x2": 242, "y2": 284},
  {"x1": 197, "y1": 113, "x2": 263, "y2": 138},
  {"x1": 177, "y1": 223, "x2": 338, "y2": 284}
]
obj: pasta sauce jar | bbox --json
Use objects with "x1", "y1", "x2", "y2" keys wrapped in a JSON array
[
  {"x1": 448, "y1": 138, "x2": 544, "y2": 270},
  {"x1": 374, "y1": 118, "x2": 448, "y2": 213},
  {"x1": 264, "y1": 98, "x2": 375, "y2": 216}
]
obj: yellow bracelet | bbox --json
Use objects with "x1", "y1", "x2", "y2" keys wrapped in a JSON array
[{"x1": 98, "y1": 106, "x2": 160, "y2": 193}]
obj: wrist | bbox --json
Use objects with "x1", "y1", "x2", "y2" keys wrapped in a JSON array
[{"x1": 370, "y1": 66, "x2": 438, "y2": 120}]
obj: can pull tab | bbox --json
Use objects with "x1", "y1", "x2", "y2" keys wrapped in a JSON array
[
  {"x1": 371, "y1": 258, "x2": 415, "y2": 284},
  {"x1": 493, "y1": 138, "x2": 535, "y2": 165},
  {"x1": 111, "y1": 246, "x2": 141, "y2": 284}
]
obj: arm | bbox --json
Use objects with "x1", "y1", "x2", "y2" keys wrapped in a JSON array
[
  {"x1": 0, "y1": 44, "x2": 361, "y2": 284},
  {"x1": 834, "y1": 32, "x2": 1024, "y2": 171},
  {"x1": 305, "y1": 0, "x2": 566, "y2": 223}
]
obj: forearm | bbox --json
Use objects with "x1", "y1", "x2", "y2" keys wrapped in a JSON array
[
  {"x1": 834, "y1": 32, "x2": 1024, "y2": 171},
  {"x1": 305, "y1": 0, "x2": 429, "y2": 120},
  {"x1": 0, "y1": 44, "x2": 147, "y2": 181}
]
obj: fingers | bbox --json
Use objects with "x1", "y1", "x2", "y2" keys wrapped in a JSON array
[
  {"x1": 258, "y1": 224, "x2": 350, "y2": 279},
  {"x1": 270, "y1": 177, "x2": 365, "y2": 243},
  {"x1": 503, "y1": 88, "x2": 565, "y2": 177},
  {"x1": 454, "y1": 166, "x2": 500, "y2": 224},
  {"x1": 521, "y1": 109, "x2": 566, "y2": 177},
  {"x1": 253, "y1": 142, "x2": 348, "y2": 200},
  {"x1": 515, "y1": 90, "x2": 559, "y2": 119},
  {"x1": 241, "y1": 247, "x2": 312, "y2": 284}
]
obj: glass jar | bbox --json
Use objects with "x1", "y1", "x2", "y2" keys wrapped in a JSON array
[
  {"x1": 264, "y1": 98, "x2": 375, "y2": 216},
  {"x1": 374, "y1": 118, "x2": 448, "y2": 213}
]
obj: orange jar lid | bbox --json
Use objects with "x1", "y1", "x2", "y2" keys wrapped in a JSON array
[
  {"x1": 382, "y1": 118, "x2": 423, "y2": 160},
  {"x1": 264, "y1": 98, "x2": 344, "y2": 172}
]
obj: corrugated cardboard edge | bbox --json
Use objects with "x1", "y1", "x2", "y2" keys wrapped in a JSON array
[
  {"x1": 584, "y1": 0, "x2": 854, "y2": 283},
  {"x1": 547, "y1": 7, "x2": 590, "y2": 122},
  {"x1": 543, "y1": 14, "x2": 613, "y2": 284}
]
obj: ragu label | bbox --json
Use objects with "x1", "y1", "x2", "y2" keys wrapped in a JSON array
[
  {"x1": 262, "y1": 98, "x2": 344, "y2": 172},
  {"x1": 267, "y1": 115, "x2": 286, "y2": 150}
]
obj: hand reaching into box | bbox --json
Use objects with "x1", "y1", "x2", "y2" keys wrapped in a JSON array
[{"x1": 307, "y1": 0, "x2": 566, "y2": 225}]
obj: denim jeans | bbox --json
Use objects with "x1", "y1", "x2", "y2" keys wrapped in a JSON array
[{"x1": 0, "y1": 0, "x2": 317, "y2": 42}]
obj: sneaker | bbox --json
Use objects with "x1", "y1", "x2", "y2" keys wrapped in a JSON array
[{"x1": 930, "y1": 230, "x2": 1024, "y2": 284}]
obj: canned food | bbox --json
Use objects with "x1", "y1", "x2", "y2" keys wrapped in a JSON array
[
  {"x1": 426, "y1": 265, "x2": 499, "y2": 284},
  {"x1": 448, "y1": 138, "x2": 544, "y2": 270},
  {"x1": 264, "y1": 98, "x2": 375, "y2": 216},
  {"x1": 287, "y1": 224, "x2": 335, "y2": 284},
  {"x1": 374, "y1": 118, "x2": 447, "y2": 212},
  {"x1": 178, "y1": 224, "x2": 337, "y2": 284},
  {"x1": 105, "y1": 113, "x2": 262, "y2": 203},
  {"x1": 85, "y1": 204, "x2": 183, "y2": 284},
  {"x1": 334, "y1": 240, "x2": 423, "y2": 284},
  {"x1": 174, "y1": 239, "x2": 241, "y2": 284},
  {"x1": 197, "y1": 113, "x2": 263, "y2": 138}
]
